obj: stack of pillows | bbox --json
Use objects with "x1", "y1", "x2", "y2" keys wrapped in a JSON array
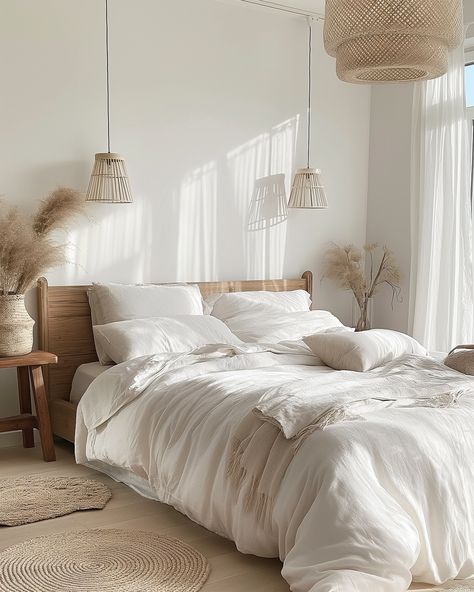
[
  {"x1": 89, "y1": 283, "x2": 238, "y2": 365},
  {"x1": 88, "y1": 282, "x2": 426, "y2": 370}
]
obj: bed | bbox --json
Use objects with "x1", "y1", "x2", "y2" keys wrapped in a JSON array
[
  {"x1": 36, "y1": 272, "x2": 313, "y2": 443},
  {"x1": 37, "y1": 274, "x2": 474, "y2": 592}
]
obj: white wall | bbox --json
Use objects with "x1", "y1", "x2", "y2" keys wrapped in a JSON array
[
  {"x1": 366, "y1": 85, "x2": 413, "y2": 332},
  {"x1": 0, "y1": 0, "x2": 371, "y2": 442},
  {"x1": 465, "y1": 0, "x2": 474, "y2": 25}
]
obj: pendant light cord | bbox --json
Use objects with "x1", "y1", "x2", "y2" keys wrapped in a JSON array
[
  {"x1": 105, "y1": 0, "x2": 111, "y2": 153},
  {"x1": 239, "y1": 0, "x2": 323, "y2": 19},
  {"x1": 307, "y1": 18, "x2": 312, "y2": 169}
]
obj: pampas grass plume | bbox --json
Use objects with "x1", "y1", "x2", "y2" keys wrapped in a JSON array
[
  {"x1": 322, "y1": 242, "x2": 402, "y2": 330},
  {"x1": 0, "y1": 188, "x2": 84, "y2": 295}
]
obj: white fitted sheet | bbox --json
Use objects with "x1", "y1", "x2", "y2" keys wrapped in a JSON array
[{"x1": 70, "y1": 362, "x2": 112, "y2": 404}]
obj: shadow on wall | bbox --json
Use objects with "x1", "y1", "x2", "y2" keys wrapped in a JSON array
[
  {"x1": 45, "y1": 116, "x2": 299, "y2": 285},
  {"x1": 246, "y1": 174, "x2": 288, "y2": 280},
  {"x1": 247, "y1": 174, "x2": 288, "y2": 232},
  {"x1": 171, "y1": 115, "x2": 298, "y2": 283},
  {"x1": 225, "y1": 116, "x2": 298, "y2": 280}
]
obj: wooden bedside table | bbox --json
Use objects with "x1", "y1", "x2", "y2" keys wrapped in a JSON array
[{"x1": 0, "y1": 351, "x2": 58, "y2": 462}]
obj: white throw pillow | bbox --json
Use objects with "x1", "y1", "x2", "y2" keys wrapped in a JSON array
[
  {"x1": 223, "y1": 310, "x2": 345, "y2": 343},
  {"x1": 88, "y1": 283, "x2": 204, "y2": 364},
  {"x1": 93, "y1": 315, "x2": 242, "y2": 364},
  {"x1": 303, "y1": 329, "x2": 427, "y2": 372},
  {"x1": 210, "y1": 290, "x2": 311, "y2": 320}
]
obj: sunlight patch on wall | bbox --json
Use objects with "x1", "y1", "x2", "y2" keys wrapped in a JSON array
[
  {"x1": 227, "y1": 115, "x2": 299, "y2": 279},
  {"x1": 227, "y1": 132, "x2": 270, "y2": 221},
  {"x1": 176, "y1": 161, "x2": 218, "y2": 282},
  {"x1": 53, "y1": 199, "x2": 153, "y2": 285}
]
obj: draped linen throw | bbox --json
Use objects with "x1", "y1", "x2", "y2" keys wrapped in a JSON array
[
  {"x1": 410, "y1": 42, "x2": 473, "y2": 352},
  {"x1": 228, "y1": 355, "x2": 473, "y2": 525}
]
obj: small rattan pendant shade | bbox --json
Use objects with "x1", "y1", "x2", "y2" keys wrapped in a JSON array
[
  {"x1": 86, "y1": 1, "x2": 133, "y2": 203},
  {"x1": 86, "y1": 153, "x2": 133, "y2": 203},
  {"x1": 289, "y1": 20, "x2": 328, "y2": 211},
  {"x1": 289, "y1": 168, "x2": 328, "y2": 209},
  {"x1": 324, "y1": 0, "x2": 464, "y2": 84}
]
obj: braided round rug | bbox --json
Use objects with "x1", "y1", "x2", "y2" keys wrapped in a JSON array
[
  {"x1": 0, "y1": 475, "x2": 112, "y2": 526},
  {"x1": 0, "y1": 529, "x2": 210, "y2": 592}
]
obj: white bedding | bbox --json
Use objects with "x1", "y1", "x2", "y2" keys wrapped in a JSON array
[
  {"x1": 70, "y1": 362, "x2": 111, "y2": 404},
  {"x1": 76, "y1": 344, "x2": 474, "y2": 592},
  {"x1": 219, "y1": 309, "x2": 344, "y2": 343}
]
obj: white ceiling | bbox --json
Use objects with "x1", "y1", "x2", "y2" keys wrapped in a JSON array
[
  {"x1": 241, "y1": 0, "x2": 470, "y2": 21},
  {"x1": 281, "y1": 0, "x2": 325, "y2": 13}
]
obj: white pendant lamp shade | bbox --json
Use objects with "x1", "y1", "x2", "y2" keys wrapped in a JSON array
[
  {"x1": 86, "y1": 0, "x2": 133, "y2": 203},
  {"x1": 86, "y1": 153, "x2": 133, "y2": 203},
  {"x1": 324, "y1": 0, "x2": 464, "y2": 84},
  {"x1": 289, "y1": 168, "x2": 327, "y2": 209},
  {"x1": 289, "y1": 19, "x2": 328, "y2": 210}
]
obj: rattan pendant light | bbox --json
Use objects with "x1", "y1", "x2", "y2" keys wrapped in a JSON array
[
  {"x1": 86, "y1": 0, "x2": 132, "y2": 203},
  {"x1": 324, "y1": 0, "x2": 464, "y2": 84},
  {"x1": 289, "y1": 19, "x2": 328, "y2": 210}
]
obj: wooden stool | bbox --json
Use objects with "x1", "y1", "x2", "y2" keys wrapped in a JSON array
[{"x1": 0, "y1": 351, "x2": 58, "y2": 462}]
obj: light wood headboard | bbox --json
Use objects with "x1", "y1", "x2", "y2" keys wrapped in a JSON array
[{"x1": 37, "y1": 272, "x2": 312, "y2": 441}]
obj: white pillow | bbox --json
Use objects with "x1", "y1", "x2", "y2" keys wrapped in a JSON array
[
  {"x1": 303, "y1": 329, "x2": 427, "y2": 372},
  {"x1": 93, "y1": 315, "x2": 242, "y2": 364},
  {"x1": 223, "y1": 309, "x2": 345, "y2": 343},
  {"x1": 88, "y1": 283, "x2": 204, "y2": 364},
  {"x1": 88, "y1": 282, "x2": 203, "y2": 325},
  {"x1": 210, "y1": 290, "x2": 311, "y2": 320}
]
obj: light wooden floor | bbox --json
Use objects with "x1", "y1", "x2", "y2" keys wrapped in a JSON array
[{"x1": 0, "y1": 442, "x2": 435, "y2": 591}]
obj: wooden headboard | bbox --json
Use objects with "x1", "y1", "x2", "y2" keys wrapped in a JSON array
[{"x1": 37, "y1": 272, "x2": 312, "y2": 441}]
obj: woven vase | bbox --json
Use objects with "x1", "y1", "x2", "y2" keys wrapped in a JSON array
[{"x1": 0, "y1": 295, "x2": 35, "y2": 357}]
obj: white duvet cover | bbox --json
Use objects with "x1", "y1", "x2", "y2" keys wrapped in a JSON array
[{"x1": 75, "y1": 344, "x2": 474, "y2": 592}]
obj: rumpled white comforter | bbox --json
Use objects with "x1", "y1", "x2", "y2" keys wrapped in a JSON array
[{"x1": 75, "y1": 343, "x2": 474, "y2": 592}]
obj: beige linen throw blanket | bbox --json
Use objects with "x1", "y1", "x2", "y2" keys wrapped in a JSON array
[{"x1": 228, "y1": 355, "x2": 474, "y2": 525}]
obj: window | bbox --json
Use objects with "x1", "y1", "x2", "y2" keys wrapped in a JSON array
[
  {"x1": 465, "y1": 62, "x2": 474, "y2": 204},
  {"x1": 466, "y1": 63, "x2": 474, "y2": 108}
]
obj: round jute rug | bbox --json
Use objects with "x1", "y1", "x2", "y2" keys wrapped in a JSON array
[
  {"x1": 0, "y1": 475, "x2": 112, "y2": 526},
  {"x1": 0, "y1": 529, "x2": 210, "y2": 592}
]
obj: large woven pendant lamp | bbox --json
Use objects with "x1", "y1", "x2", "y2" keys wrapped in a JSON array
[
  {"x1": 289, "y1": 18, "x2": 328, "y2": 210},
  {"x1": 324, "y1": 0, "x2": 464, "y2": 84},
  {"x1": 86, "y1": 0, "x2": 132, "y2": 203}
]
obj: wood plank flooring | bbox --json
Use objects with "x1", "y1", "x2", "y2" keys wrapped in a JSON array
[{"x1": 0, "y1": 442, "x2": 436, "y2": 591}]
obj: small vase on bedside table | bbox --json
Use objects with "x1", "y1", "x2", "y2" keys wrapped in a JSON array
[{"x1": 0, "y1": 294, "x2": 35, "y2": 357}]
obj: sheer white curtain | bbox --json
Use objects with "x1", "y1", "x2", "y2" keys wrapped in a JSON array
[{"x1": 410, "y1": 44, "x2": 473, "y2": 352}]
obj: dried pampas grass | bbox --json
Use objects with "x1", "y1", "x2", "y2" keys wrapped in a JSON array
[
  {"x1": 0, "y1": 188, "x2": 84, "y2": 295},
  {"x1": 323, "y1": 243, "x2": 401, "y2": 331},
  {"x1": 33, "y1": 187, "x2": 84, "y2": 236}
]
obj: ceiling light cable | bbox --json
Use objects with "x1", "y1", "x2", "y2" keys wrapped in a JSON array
[{"x1": 239, "y1": 0, "x2": 324, "y2": 20}]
